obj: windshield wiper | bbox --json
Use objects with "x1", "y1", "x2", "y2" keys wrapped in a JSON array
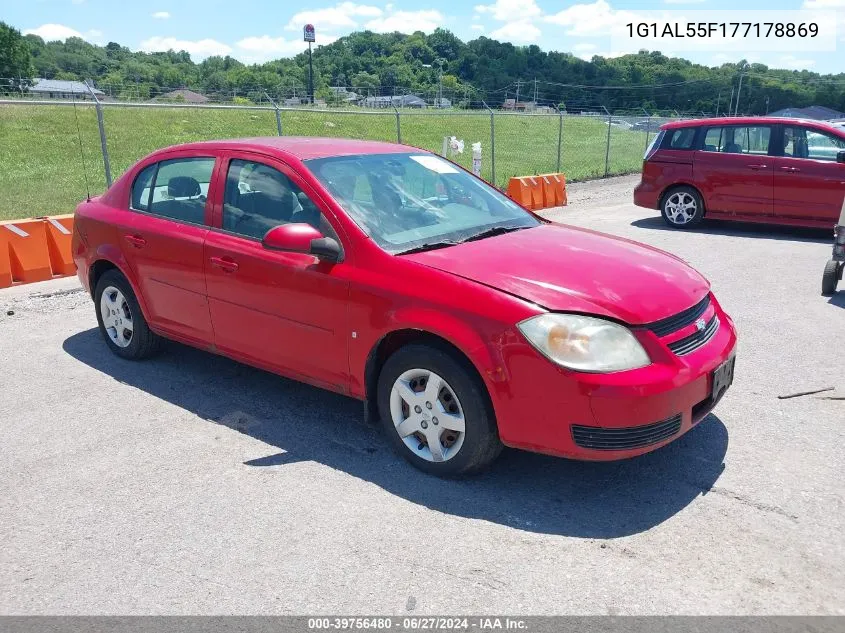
[
  {"x1": 459, "y1": 225, "x2": 528, "y2": 243},
  {"x1": 396, "y1": 240, "x2": 461, "y2": 255}
]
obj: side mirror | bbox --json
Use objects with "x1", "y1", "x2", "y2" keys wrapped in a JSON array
[
  {"x1": 262, "y1": 223, "x2": 342, "y2": 262},
  {"x1": 837, "y1": 150, "x2": 845, "y2": 164}
]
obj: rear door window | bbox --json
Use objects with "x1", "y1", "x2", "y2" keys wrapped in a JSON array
[
  {"x1": 147, "y1": 158, "x2": 215, "y2": 225},
  {"x1": 702, "y1": 126, "x2": 771, "y2": 155}
]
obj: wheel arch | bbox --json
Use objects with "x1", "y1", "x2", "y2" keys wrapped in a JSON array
[
  {"x1": 363, "y1": 328, "x2": 493, "y2": 424},
  {"x1": 88, "y1": 249, "x2": 151, "y2": 322}
]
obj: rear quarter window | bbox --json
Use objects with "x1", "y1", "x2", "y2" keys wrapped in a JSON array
[{"x1": 666, "y1": 128, "x2": 696, "y2": 150}]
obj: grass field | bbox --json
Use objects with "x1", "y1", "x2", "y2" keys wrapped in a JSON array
[{"x1": 0, "y1": 104, "x2": 648, "y2": 220}]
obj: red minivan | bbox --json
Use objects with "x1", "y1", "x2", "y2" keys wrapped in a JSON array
[{"x1": 634, "y1": 116, "x2": 845, "y2": 229}]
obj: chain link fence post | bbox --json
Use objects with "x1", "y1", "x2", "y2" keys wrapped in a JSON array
[
  {"x1": 264, "y1": 90, "x2": 282, "y2": 135},
  {"x1": 483, "y1": 101, "x2": 496, "y2": 187},
  {"x1": 556, "y1": 106, "x2": 563, "y2": 173},
  {"x1": 85, "y1": 79, "x2": 112, "y2": 188},
  {"x1": 603, "y1": 106, "x2": 612, "y2": 178},
  {"x1": 642, "y1": 107, "x2": 651, "y2": 153},
  {"x1": 393, "y1": 105, "x2": 401, "y2": 144}
]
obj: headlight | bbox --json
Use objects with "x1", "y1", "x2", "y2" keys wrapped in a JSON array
[{"x1": 517, "y1": 314, "x2": 650, "y2": 373}]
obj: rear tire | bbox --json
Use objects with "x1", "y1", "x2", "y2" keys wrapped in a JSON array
[
  {"x1": 376, "y1": 344, "x2": 502, "y2": 476},
  {"x1": 661, "y1": 186, "x2": 704, "y2": 229},
  {"x1": 94, "y1": 269, "x2": 162, "y2": 360},
  {"x1": 822, "y1": 260, "x2": 841, "y2": 296}
]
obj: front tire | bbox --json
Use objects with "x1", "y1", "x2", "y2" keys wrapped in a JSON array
[
  {"x1": 94, "y1": 269, "x2": 162, "y2": 360},
  {"x1": 822, "y1": 260, "x2": 842, "y2": 296},
  {"x1": 377, "y1": 344, "x2": 502, "y2": 476},
  {"x1": 661, "y1": 186, "x2": 704, "y2": 229}
]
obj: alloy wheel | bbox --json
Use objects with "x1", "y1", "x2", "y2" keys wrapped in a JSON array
[{"x1": 100, "y1": 285, "x2": 134, "y2": 348}]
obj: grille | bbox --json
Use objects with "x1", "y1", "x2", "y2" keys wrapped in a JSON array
[
  {"x1": 572, "y1": 414, "x2": 682, "y2": 451},
  {"x1": 644, "y1": 295, "x2": 711, "y2": 337},
  {"x1": 667, "y1": 315, "x2": 719, "y2": 355}
]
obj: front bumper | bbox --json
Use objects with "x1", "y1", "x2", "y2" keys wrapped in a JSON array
[{"x1": 488, "y1": 303, "x2": 737, "y2": 461}]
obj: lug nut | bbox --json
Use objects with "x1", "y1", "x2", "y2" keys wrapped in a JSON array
[
  {"x1": 414, "y1": 405, "x2": 422, "y2": 413},
  {"x1": 421, "y1": 421, "x2": 428, "y2": 429},
  {"x1": 432, "y1": 417, "x2": 438, "y2": 425},
  {"x1": 426, "y1": 401, "x2": 432, "y2": 409}
]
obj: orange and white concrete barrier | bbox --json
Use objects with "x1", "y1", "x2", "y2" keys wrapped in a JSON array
[
  {"x1": 0, "y1": 215, "x2": 76, "y2": 289},
  {"x1": 507, "y1": 173, "x2": 567, "y2": 210}
]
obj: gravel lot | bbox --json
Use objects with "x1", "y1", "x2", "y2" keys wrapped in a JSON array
[{"x1": 1, "y1": 175, "x2": 843, "y2": 615}]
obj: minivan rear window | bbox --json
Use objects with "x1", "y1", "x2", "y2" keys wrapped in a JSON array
[{"x1": 667, "y1": 128, "x2": 696, "y2": 150}]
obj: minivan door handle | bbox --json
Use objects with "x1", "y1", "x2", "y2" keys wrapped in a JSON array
[
  {"x1": 780, "y1": 166, "x2": 800, "y2": 173},
  {"x1": 209, "y1": 256, "x2": 239, "y2": 273},
  {"x1": 747, "y1": 164, "x2": 768, "y2": 170},
  {"x1": 124, "y1": 234, "x2": 146, "y2": 248}
]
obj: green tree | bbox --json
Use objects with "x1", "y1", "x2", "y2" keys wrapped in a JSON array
[{"x1": 0, "y1": 22, "x2": 35, "y2": 89}]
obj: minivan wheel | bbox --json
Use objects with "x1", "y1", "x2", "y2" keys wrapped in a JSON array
[
  {"x1": 377, "y1": 344, "x2": 502, "y2": 476},
  {"x1": 661, "y1": 186, "x2": 704, "y2": 228},
  {"x1": 94, "y1": 270, "x2": 162, "y2": 360},
  {"x1": 821, "y1": 260, "x2": 842, "y2": 296}
]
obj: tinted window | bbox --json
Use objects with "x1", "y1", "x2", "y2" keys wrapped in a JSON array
[
  {"x1": 702, "y1": 126, "x2": 770, "y2": 154},
  {"x1": 667, "y1": 128, "x2": 696, "y2": 150},
  {"x1": 306, "y1": 152, "x2": 539, "y2": 254},
  {"x1": 146, "y1": 158, "x2": 214, "y2": 224},
  {"x1": 784, "y1": 126, "x2": 845, "y2": 161},
  {"x1": 222, "y1": 159, "x2": 328, "y2": 239},
  {"x1": 131, "y1": 164, "x2": 156, "y2": 211}
]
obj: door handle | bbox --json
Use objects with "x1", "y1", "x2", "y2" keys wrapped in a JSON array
[
  {"x1": 780, "y1": 166, "x2": 800, "y2": 173},
  {"x1": 209, "y1": 256, "x2": 239, "y2": 273},
  {"x1": 124, "y1": 234, "x2": 146, "y2": 248},
  {"x1": 747, "y1": 164, "x2": 767, "y2": 170}
]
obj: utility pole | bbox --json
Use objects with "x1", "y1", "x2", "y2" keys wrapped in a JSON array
[
  {"x1": 734, "y1": 63, "x2": 748, "y2": 117},
  {"x1": 715, "y1": 90, "x2": 721, "y2": 117},
  {"x1": 515, "y1": 79, "x2": 521, "y2": 104},
  {"x1": 728, "y1": 86, "x2": 734, "y2": 117},
  {"x1": 533, "y1": 77, "x2": 538, "y2": 103}
]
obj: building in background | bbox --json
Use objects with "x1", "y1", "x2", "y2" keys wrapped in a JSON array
[
  {"x1": 767, "y1": 105, "x2": 845, "y2": 120},
  {"x1": 28, "y1": 78, "x2": 104, "y2": 100}
]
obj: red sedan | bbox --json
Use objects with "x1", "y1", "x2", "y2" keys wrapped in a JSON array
[
  {"x1": 73, "y1": 137, "x2": 737, "y2": 475},
  {"x1": 634, "y1": 116, "x2": 845, "y2": 229}
]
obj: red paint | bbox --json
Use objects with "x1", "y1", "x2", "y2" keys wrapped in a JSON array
[
  {"x1": 635, "y1": 116, "x2": 845, "y2": 227},
  {"x1": 74, "y1": 137, "x2": 738, "y2": 461}
]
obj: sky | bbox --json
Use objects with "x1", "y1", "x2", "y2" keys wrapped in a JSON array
[{"x1": 6, "y1": 0, "x2": 845, "y2": 73}]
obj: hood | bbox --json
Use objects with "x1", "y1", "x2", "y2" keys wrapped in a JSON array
[{"x1": 403, "y1": 223, "x2": 710, "y2": 325}]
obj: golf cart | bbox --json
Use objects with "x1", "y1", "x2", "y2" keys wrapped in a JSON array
[{"x1": 822, "y1": 196, "x2": 845, "y2": 296}]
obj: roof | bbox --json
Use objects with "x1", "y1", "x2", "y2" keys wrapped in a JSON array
[
  {"x1": 768, "y1": 105, "x2": 844, "y2": 120},
  {"x1": 155, "y1": 88, "x2": 208, "y2": 103},
  {"x1": 150, "y1": 137, "x2": 416, "y2": 161},
  {"x1": 660, "y1": 116, "x2": 845, "y2": 132},
  {"x1": 30, "y1": 78, "x2": 104, "y2": 95}
]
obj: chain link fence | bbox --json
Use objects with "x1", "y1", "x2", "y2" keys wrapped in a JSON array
[{"x1": 0, "y1": 82, "x2": 710, "y2": 219}]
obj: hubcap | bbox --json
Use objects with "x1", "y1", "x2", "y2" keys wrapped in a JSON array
[
  {"x1": 665, "y1": 192, "x2": 697, "y2": 225},
  {"x1": 99, "y1": 286, "x2": 134, "y2": 348},
  {"x1": 389, "y1": 369, "x2": 466, "y2": 463}
]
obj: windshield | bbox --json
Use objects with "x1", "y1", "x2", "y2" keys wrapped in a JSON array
[{"x1": 305, "y1": 153, "x2": 540, "y2": 254}]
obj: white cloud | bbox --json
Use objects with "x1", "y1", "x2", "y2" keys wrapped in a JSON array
[
  {"x1": 471, "y1": 24, "x2": 485, "y2": 31},
  {"x1": 236, "y1": 34, "x2": 340, "y2": 62},
  {"x1": 152, "y1": 11, "x2": 170, "y2": 19},
  {"x1": 285, "y1": 2, "x2": 382, "y2": 31},
  {"x1": 365, "y1": 10, "x2": 443, "y2": 33},
  {"x1": 475, "y1": 0, "x2": 541, "y2": 21},
  {"x1": 140, "y1": 36, "x2": 232, "y2": 60},
  {"x1": 573, "y1": 42, "x2": 597, "y2": 51},
  {"x1": 490, "y1": 20, "x2": 541, "y2": 42},
  {"x1": 24, "y1": 23, "x2": 83, "y2": 41},
  {"x1": 778, "y1": 54, "x2": 816, "y2": 69},
  {"x1": 663, "y1": 0, "x2": 705, "y2": 4},
  {"x1": 544, "y1": 0, "x2": 636, "y2": 37},
  {"x1": 802, "y1": 0, "x2": 845, "y2": 6}
]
